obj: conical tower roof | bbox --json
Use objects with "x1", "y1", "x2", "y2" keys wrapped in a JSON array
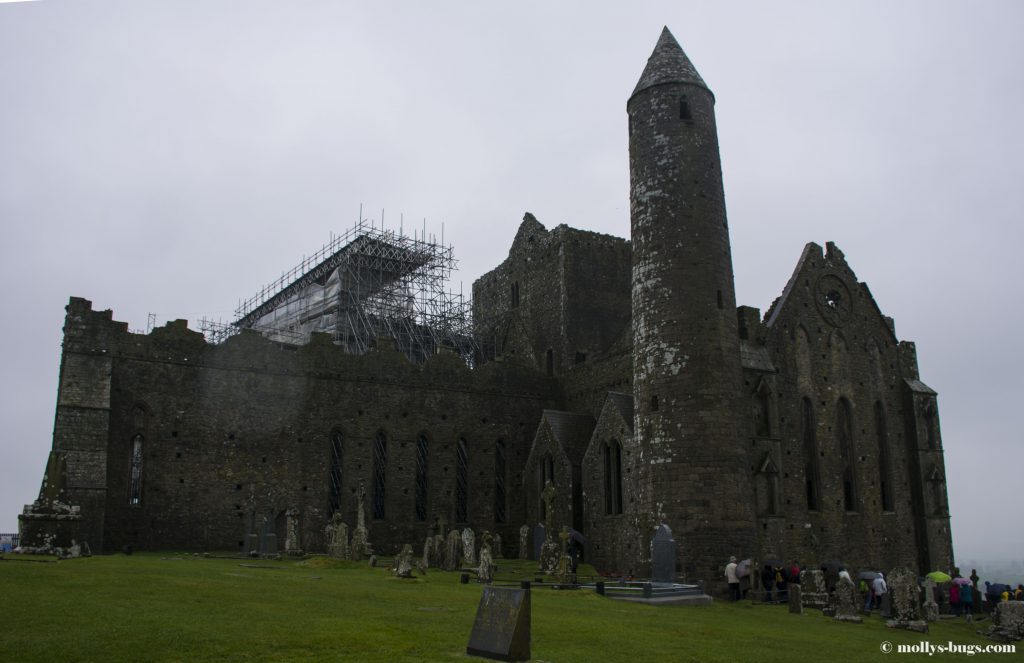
[{"x1": 631, "y1": 27, "x2": 711, "y2": 100}]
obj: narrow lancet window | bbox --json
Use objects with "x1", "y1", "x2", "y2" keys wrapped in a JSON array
[
  {"x1": 455, "y1": 438, "x2": 469, "y2": 523},
  {"x1": 875, "y1": 402, "x2": 894, "y2": 512},
  {"x1": 329, "y1": 431, "x2": 344, "y2": 515},
  {"x1": 837, "y1": 397, "x2": 859, "y2": 512},
  {"x1": 372, "y1": 432, "x2": 387, "y2": 520},
  {"x1": 414, "y1": 434, "x2": 428, "y2": 522},
  {"x1": 802, "y1": 397, "x2": 820, "y2": 511},
  {"x1": 128, "y1": 434, "x2": 143, "y2": 505}
]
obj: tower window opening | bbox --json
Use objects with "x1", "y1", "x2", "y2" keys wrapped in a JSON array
[
  {"x1": 546, "y1": 349, "x2": 554, "y2": 376},
  {"x1": 679, "y1": 96, "x2": 693, "y2": 122},
  {"x1": 511, "y1": 281, "x2": 520, "y2": 309},
  {"x1": 651, "y1": 395, "x2": 659, "y2": 411}
]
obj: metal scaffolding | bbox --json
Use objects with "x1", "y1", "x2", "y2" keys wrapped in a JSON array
[{"x1": 199, "y1": 218, "x2": 478, "y2": 365}]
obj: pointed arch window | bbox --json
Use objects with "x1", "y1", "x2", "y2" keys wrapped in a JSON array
[
  {"x1": 603, "y1": 439, "x2": 623, "y2": 515},
  {"x1": 494, "y1": 440, "x2": 507, "y2": 524},
  {"x1": 455, "y1": 438, "x2": 468, "y2": 523},
  {"x1": 837, "y1": 397, "x2": 859, "y2": 512},
  {"x1": 924, "y1": 401, "x2": 940, "y2": 449},
  {"x1": 802, "y1": 397, "x2": 821, "y2": 511},
  {"x1": 539, "y1": 452, "x2": 555, "y2": 520},
  {"x1": 128, "y1": 434, "x2": 143, "y2": 506},
  {"x1": 329, "y1": 431, "x2": 344, "y2": 515},
  {"x1": 875, "y1": 402, "x2": 894, "y2": 512},
  {"x1": 372, "y1": 432, "x2": 387, "y2": 520},
  {"x1": 414, "y1": 433, "x2": 428, "y2": 522}
]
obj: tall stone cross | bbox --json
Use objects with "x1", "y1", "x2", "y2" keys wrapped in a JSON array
[
  {"x1": 558, "y1": 526, "x2": 570, "y2": 558},
  {"x1": 541, "y1": 480, "x2": 557, "y2": 536},
  {"x1": 922, "y1": 578, "x2": 937, "y2": 604}
]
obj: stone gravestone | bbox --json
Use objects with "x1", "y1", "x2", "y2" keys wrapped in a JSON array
[
  {"x1": 493, "y1": 533, "x2": 503, "y2": 559},
  {"x1": 478, "y1": 536, "x2": 494, "y2": 584},
  {"x1": 432, "y1": 534, "x2": 445, "y2": 568},
  {"x1": 422, "y1": 536, "x2": 435, "y2": 569},
  {"x1": 519, "y1": 525, "x2": 530, "y2": 560},
  {"x1": 650, "y1": 524, "x2": 676, "y2": 584},
  {"x1": 285, "y1": 507, "x2": 302, "y2": 555},
  {"x1": 350, "y1": 484, "x2": 372, "y2": 561},
  {"x1": 984, "y1": 601, "x2": 1024, "y2": 643},
  {"x1": 922, "y1": 578, "x2": 939, "y2": 623},
  {"x1": 886, "y1": 567, "x2": 928, "y2": 633},
  {"x1": 466, "y1": 586, "x2": 531, "y2": 662},
  {"x1": 532, "y1": 524, "x2": 545, "y2": 561},
  {"x1": 259, "y1": 514, "x2": 278, "y2": 556},
  {"x1": 789, "y1": 583, "x2": 803, "y2": 615},
  {"x1": 462, "y1": 528, "x2": 477, "y2": 568},
  {"x1": 833, "y1": 577, "x2": 863, "y2": 623},
  {"x1": 393, "y1": 544, "x2": 414, "y2": 578},
  {"x1": 325, "y1": 513, "x2": 349, "y2": 559},
  {"x1": 538, "y1": 531, "x2": 560, "y2": 576},
  {"x1": 444, "y1": 530, "x2": 463, "y2": 571},
  {"x1": 799, "y1": 569, "x2": 829, "y2": 610}
]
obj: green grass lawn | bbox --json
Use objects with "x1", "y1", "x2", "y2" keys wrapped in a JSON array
[{"x1": 0, "y1": 553, "x2": 1004, "y2": 662}]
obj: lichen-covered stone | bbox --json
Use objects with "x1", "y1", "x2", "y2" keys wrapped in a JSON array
[
  {"x1": 833, "y1": 577, "x2": 863, "y2": 623},
  {"x1": 984, "y1": 602, "x2": 1024, "y2": 643}
]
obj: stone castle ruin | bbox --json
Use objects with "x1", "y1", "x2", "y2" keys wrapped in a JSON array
[{"x1": 19, "y1": 28, "x2": 952, "y2": 591}]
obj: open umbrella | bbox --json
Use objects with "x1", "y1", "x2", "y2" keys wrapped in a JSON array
[
  {"x1": 858, "y1": 571, "x2": 881, "y2": 581},
  {"x1": 736, "y1": 559, "x2": 751, "y2": 578},
  {"x1": 820, "y1": 560, "x2": 842, "y2": 572},
  {"x1": 926, "y1": 571, "x2": 952, "y2": 583},
  {"x1": 952, "y1": 577, "x2": 971, "y2": 586}
]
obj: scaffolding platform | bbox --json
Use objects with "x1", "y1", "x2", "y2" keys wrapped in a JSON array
[{"x1": 199, "y1": 218, "x2": 478, "y2": 365}]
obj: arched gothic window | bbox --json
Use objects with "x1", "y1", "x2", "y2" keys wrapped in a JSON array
[
  {"x1": 329, "y1": 431, "x2": 344, "y2": 515},
  {"x1": 372, "y1": 432, "x2": 387, "y2": 520},
  {"x1": 802, "y1": 397, "x2": 821, "y2": 511},
  {"x1": 414, "y1": 434, "x2": 428, "y2": 522},
  {"x1": 455, "y1": 438, "x2": 468, "y2": 523},
  {"x1": 875, "y1": 402, "x2": 894, "y2": 512},
  {"x1": 128, "y1": 434, "x2": 143, "y2": 506},
  {"x1": 837, "y1": 397, "x2": 859, "y2": 512},
  {"x1": 603, "y1": 439, "x2": 623, "y2": 515}
]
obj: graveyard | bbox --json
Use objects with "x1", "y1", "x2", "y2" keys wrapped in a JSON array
[{"x1": 0, "y1": 553, "x2": 1001, "y2": 662}]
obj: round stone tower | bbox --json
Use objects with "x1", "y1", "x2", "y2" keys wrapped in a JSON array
[{"x1": 628, "y1": 27, "x2": 756, "y2": 584}]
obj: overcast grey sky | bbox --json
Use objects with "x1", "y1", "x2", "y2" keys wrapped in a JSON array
[{"x1": 1, "y1": 0, "x2": 1021, "y2": 564}]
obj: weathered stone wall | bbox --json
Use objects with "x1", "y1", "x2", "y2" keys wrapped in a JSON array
[
  {"x1": 57, "y1": 298, "x2": 556, "y2": 554},
  {"x1": 759, "y1": 241, "x2": 952, "y2": 574},
  {"x1": 472, "y1": 214, "x2": 630, "y2": 378}
]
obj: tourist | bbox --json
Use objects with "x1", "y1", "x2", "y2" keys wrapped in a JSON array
[
  {"x1": 950, "y1": 583, "x2": 960, "y2": 617},
  {"x1": 1016, "y1": 585, "x2": 1023, "y2": 601},
  {"x1": 838, "y1": 566, "x2": 851, "y2": 583},
  {"x1": 774, "y1": 565, "x2": 786, "y2": 593},
  {"x1": 725, "y1": 556, "x2": 740, "y2": 601},
  {"x1": 762, "y1": 563, "x2": 774, "y2": 602},
  {"x1": 788, "y1": 560, "x2": 801, "y2": 585},
  {"x1": 961, "y1": 582, "x2": 974, "y2": 621},
  {"x1": 871, "y1": 572, "x2": 888, "y2": 610},
  {"x1": 861, "y1": 578, "x2": 873, "y2": 612}
]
